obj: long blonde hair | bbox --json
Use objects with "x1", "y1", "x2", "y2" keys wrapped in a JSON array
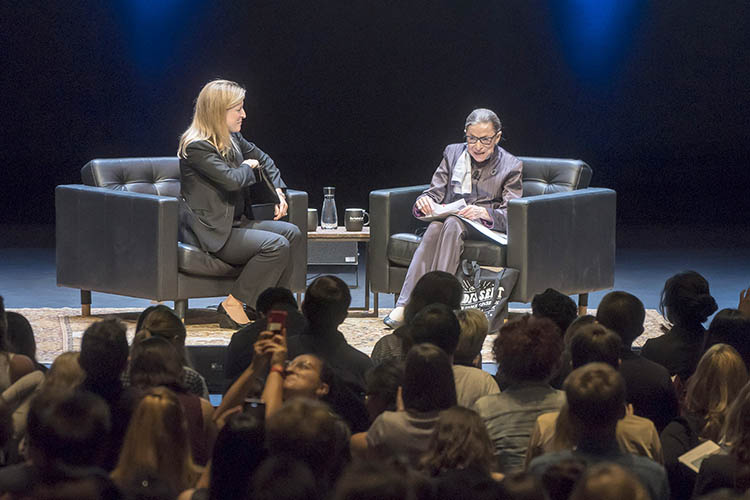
[
  {"x1": 684, "y1": 343, "x2": 748, "y2": 441},
  {"x1": 111, "y1": 386, "x2": 198, "y2": 492},
  {"x1": 178, "y1": 79, "x2": 245, "y2": 159}
]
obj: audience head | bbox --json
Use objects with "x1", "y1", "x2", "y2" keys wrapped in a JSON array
[
  {"x1": 540, "y1": 459, "x2": 586, "y2": 500},
  {"x1": 569, "y1": 463, "x2": 649, "y2": 500},
  {"x1": 496, "y1": 472, "x2": 546, "y2": 500},
  {"x1": 705, "y1": 308, "x2": 750, "y2": 366},
  {"x1": 79, "y1": 318, "x2": 129, "y2": 384},
  {"x1": 532, "y1": 288, "x2": 578, "y2": 335},
  {"x1": 403, "y1": 271, "x2": 463, "y2": 324},
  {"x1": 402, "y1": 343, "x2": 457, "y2": 413},
  {"x1": 43, "y1": 352, "x2": 85, "y2": 393},
  {"x1": 129, "y1": 336, "x2": 183, "y2": 390},
  {"x1": 27, "y1": 390, "x2": 111, "y2": 468},
  {"x1": 407, "y1": 303, "x2": 461, "y2": 356},
  {"x1": 660, "y1": 270, "x2": 718, "y2": 326},
  {"x1": 209, "y1": 412, "x2": 266, "y2": 500},
  {"x1": 563, "y1": 315, "x2": 597, "y2": 350},
  {"x1": 494, "y1": 315, "x2": 563, "y2": 383},
  {"x1": 112, "y1": 386, "x2": 195, "y2": 493},
  {"x1": 333, "y1": 460, "x2": 418, "y2": 500},
  {"x1": 685, "y1": 343, "x2": 748, "y2": 441},
  {"x1": 251, "y1": 456, "x2": 320, "y2": 500},
  {"x1": 283, "y1": 354, "x2": 331, "y2": 400},
  {"x1": 721, "y1": 381, "x2": 750, "y2": 449},
  {"x1": 302, "y1": 275, "x2": 351, "y2": 330},
  {"x1": 136, "y1": 305, "x2": 187, "y2": 352},
  {"x1": 257, "y1": 287, "x2": 298, "y2": 316},
  {"x1": 563, "y1": 362, "x2": 626, "y2": 433},
  {"x1": 569, "y1": 323, "x2": 622, "y2": 369},
  {"x1": 5, "y1": 311, "x2": 37, "y2": 361},
  {"x1": 365, "y1": 359, "x2": 404, "y2": 422},
  {"x1": 595, "y1": 291, "x2": 646, "y2": 348},
  {"x1": 454, "y1": 309, "x2": 489, "y2": 366},
  {"x1": 421, "y1": 406, "x2": 496, "y2": 476}
]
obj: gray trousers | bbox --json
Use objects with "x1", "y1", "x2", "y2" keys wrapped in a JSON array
[
  {"x1": 396, "y1": 216, "x2": 467, "y2": 307},
  {"x1": 215, "y1": 219, "x2": 302, "y2": 307}
]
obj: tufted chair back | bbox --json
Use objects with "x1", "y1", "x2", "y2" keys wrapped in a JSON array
[
  {"x1": 518, "y1": 157, "x2": 592, "y2": 197},
  {"x1": 81, "y1": 157, "x2": 181, "y2": 196}
]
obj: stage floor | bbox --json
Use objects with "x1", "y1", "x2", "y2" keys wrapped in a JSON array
[{"x1": 1, "y1": 223, "x2": 748, "y2": 314}]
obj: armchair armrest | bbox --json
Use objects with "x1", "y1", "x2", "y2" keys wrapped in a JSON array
[
  {"x1": 284, "y1": 189, "x2": 308, "y2": 291},
  {"x1": 55, "y1": 184, "x2": 180, "y2": 300},
  {"x1": 507, "y1": 187, "x2": 616, "y2": 302},
  {"x1": 368, "y1": 185, "x2": 429, "y2": 293}
]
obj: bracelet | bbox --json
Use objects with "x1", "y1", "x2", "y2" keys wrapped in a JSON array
[{"x1": 269, "y1": 364, "x2": 285, "y2": 375}]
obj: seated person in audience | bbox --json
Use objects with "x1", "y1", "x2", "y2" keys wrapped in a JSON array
[
  {"x1": 287, "y1": 276, "x2": 373, "y2": 393},
  {"x1": 473, "y1": 315, "x2": 565, "y2": 472},
  {"x1": 225, "y1": 287, "x2": 307, "y2": 384},
  {"x1": 351, "y1": 343, "x2": 457, "y2": 466},
  {"x1": 421, "y1": 406, "x2": 503, "y2": 495},
  {"x1": 371, "y1": 270, "x2": 463, "y2": 365},
  {"x1": 641, "y1": 270, "x2": 718, "y2": 380},
  {"x1": 265, "y1": 399, "x2": 350, "y2": 498},
  {"x1": 539, "y1": 459, "x2": 586, "y2": 500},
  {"x1": 78, "y1": 318, "x2": 138, "y2": 471},
  {"x1": 0, "y1": 296, "x2": 37, "y2": 389},
  {"x1": 703, "y1": 308, "x2": 750, "y2": 369},
  {"x1": 134, "y1": 305, "x2": 209, "y2": 399},
  {"x1": 363, "y1": 359, "x2": 404, "y2": 423},
  {"x1": 333, "y1": 460, "x2": 426, "y2": 500},
  {"x1": 251, "y1": 456, "x2": 320, "y2": 500},
  {"x1": 693, "y1": 380, "x2": 750, "y2": 497},
  {"x1": 531, "y1": 288, "x2": 578, "y2": 389},
  {"x1": 526, "y1": 324, "x2": 664, "y2": 466},
  {"x1": 5, "y1": 310, "x2": 47, "y2": 373},
  {"x1": 596, "y1": 291, "x2": 679, "y2": 432},
  {"x1": 569, "y1": 463, "x2": 650, "y2": 500},
  {"x1": 128, "y1": 336, "x2": 216, "y2": 466},
  {"x1": 454, "y1": 308, "x2": 490, "y2": 368},
  {"x1": 660, "y1": 343, "x2": 748, "y2": 500},
  {"x1": 112, "y1": 386, "x2": 202, "y2": 493},
  {"x1": 529, "y1": 363, "x2": 669, "y2": 500},
  {"x1": 496, "y1": 472, "x2": 546, "y2": 500},
  {"x1": 408, "y1": 303, "x2": 499, "y2": 408},
  {"x1": 0, "y1": 390, "x2": 116, "y2": 495}
]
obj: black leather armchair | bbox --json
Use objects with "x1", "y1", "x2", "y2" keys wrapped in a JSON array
[
  {"x1": 56, "y1": 157, "x2": 308, "y2": 318},
  {"x1": 368, "y1": 157, "x2": 615, "y2": 313}
]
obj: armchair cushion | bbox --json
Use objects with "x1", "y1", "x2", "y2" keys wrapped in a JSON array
[
  {"x1": 177, "y1": 242, "x2": 240, "y2": 278},
  {"x1": 388, "y1": 233, "x2": 507, "y2": 268}
]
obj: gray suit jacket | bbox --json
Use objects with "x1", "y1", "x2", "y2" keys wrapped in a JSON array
[
  {"x1": 419, "y1": 143, "x2": 523, "y2": 232},
  {"x1": 179, "y1": 133, "x2": 286, "y2": 252}
]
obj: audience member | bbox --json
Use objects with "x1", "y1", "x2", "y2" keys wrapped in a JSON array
[
  {"x1": 540, "y1": 459, "x2": 586, "y2": 500},
  {"x1": 288, "y1": 275, "x2": 373, "y2": 393},
  {"x1": 364, "y1": 359, "x2": 404, "y2": 423},
  {"x1": 135, "y1": 305, "x2": 209, "y2": 399},
  {"x1": 112, "y1": 386, "x2": 201, "y2": 493},
  {"x1": 0, "y1": 296, "x2": 36, "y2": 390},
  {"x1": 225, "y1": 287, "x2": 307, "y2": 384},
  {"x1": 661, "y1": 344, "x2": 748, "y2": 499},
  {"x1": 569, "y1": 463, "x2": 650, "y2": 500},
  {"x1": 333, "y1": 460, "x2": 421, "y2": 500},
  {"x1": 371, "y1": 271, "x2": 463, "y2": 364},
  {"x1": 641, "y1": 270, "x2": 718, "y2": 380},
  {"x1": 694, "y1": 381, "x2": 750, "y2": 497},
  {"x1": 529, "y1": 363, "x2": 669, "y2": 500},
  {"x1": 78, "y1": 318, "x2": 138, "y2": 471},
  {"x1": 0, "y1": 390, "x2": 115, "y2": 495},
  {"x1": 532, "y1": 288, "x2": 578, "y2": 336},
  {"x1": 5, "y1": 310, "x2": 47, "y2": 373},
  {"x1": 526, "y1": 323, "x2": 664, "y2": 466},
  {"x1": 352, "y1": 343, "x2": 457, "y2": 466},
  {"x1": 129, "y1": 336, "x2": 216, "y2": 465},
  {"x1": 549, "y1": 314, "x2": 597, "y2": 389},
  {"x1": 596, "y1": 290, "x2": 679, "y2": 431},
  {"x1": 473, "y1": 315, "x2": 565, "y2": 472},
  {"x1": 704, "y1": 308, "x2": 750, "y2": 369},
  {"x1": 496, "y1": 472, "x2": 546, "y2": 500},
  {"x1": 409, "y1": 303, "x2": 499, "y2": 408},
  {"x1": 251, "y1": 456, "x2": 320, "y2": 500},
  {"x1": 454, "y1": 309, "x2": 489, "y2": 368}
]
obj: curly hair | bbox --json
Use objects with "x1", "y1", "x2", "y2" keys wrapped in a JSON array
[{"x1": 493, "y1": 315, "x2": 563, "y2": 382}]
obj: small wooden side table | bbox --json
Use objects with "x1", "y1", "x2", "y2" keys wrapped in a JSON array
[{"x1": 307, "y1": 226, "x2": 377, "y2": 316}]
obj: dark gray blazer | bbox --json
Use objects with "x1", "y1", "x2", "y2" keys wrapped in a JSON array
[
  {"x1": 419, "y1": 143, "x2": 523, "y2": 232},
  {"x1": 179, "y1": 133, "x2": 286, "y2": 253}
]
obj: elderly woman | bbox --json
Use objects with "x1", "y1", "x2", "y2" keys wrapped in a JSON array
[
  {"x1": 178, "y1": 79, "x2": 302, "y2": 328},
  {"x1": 385, "y1": 108, "x2": 523, "y2": 328}
]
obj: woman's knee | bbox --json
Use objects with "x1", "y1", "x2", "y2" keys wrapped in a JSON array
[
  {"x1": 441, "y1": 216, "x2": 466, "y2": 238},
  {"x1": 261, "y1": 234, "x2": 290, "y2": 258}
]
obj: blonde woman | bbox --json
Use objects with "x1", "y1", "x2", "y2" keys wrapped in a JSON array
[
  {"x1": 112, "y1": 386, "x2": 201, "y2": 492},
  {"x1": 178, "y1": 79, "x2": 301, "y2": 328}
]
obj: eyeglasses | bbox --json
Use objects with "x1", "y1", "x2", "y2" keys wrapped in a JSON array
[
  {"x1": 465, "y1": 133, "x2": 499, "y2": 146},
  {"x1": 285, "y1": 359, "x2": 316, "y2": 371}
]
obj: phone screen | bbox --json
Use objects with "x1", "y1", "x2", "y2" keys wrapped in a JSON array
[{"x1": 243, "y1": 398, "x2": 266, "y2": 421}]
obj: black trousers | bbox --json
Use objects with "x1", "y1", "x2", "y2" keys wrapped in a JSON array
[{"x1": 214, "y1": 219, "x2": 302, "y2": 307}]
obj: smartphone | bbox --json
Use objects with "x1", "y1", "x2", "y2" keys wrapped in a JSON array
[
  {"x1": 243, "y1": 398, "x2": 266, "y2": 421},
  {"x1": 267, "y1": 309, "x2": 287, "y2": 335}
]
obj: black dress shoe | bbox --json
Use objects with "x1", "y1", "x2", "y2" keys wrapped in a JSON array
[
  {"x1": 383, "y1": 313, "x2": 403, "y2": 330},
  {"x1": 217, "y1": 304, "x2": 251, "y2": 329}
]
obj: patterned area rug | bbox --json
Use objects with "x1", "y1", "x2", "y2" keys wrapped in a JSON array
[{"x1": 9, "y1": 307, "x2": 668, "y2": 364}]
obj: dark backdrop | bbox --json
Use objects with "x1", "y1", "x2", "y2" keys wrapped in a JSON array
[{"x1": 1, "y1": 0, "x2": 748, "y2": 227}]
